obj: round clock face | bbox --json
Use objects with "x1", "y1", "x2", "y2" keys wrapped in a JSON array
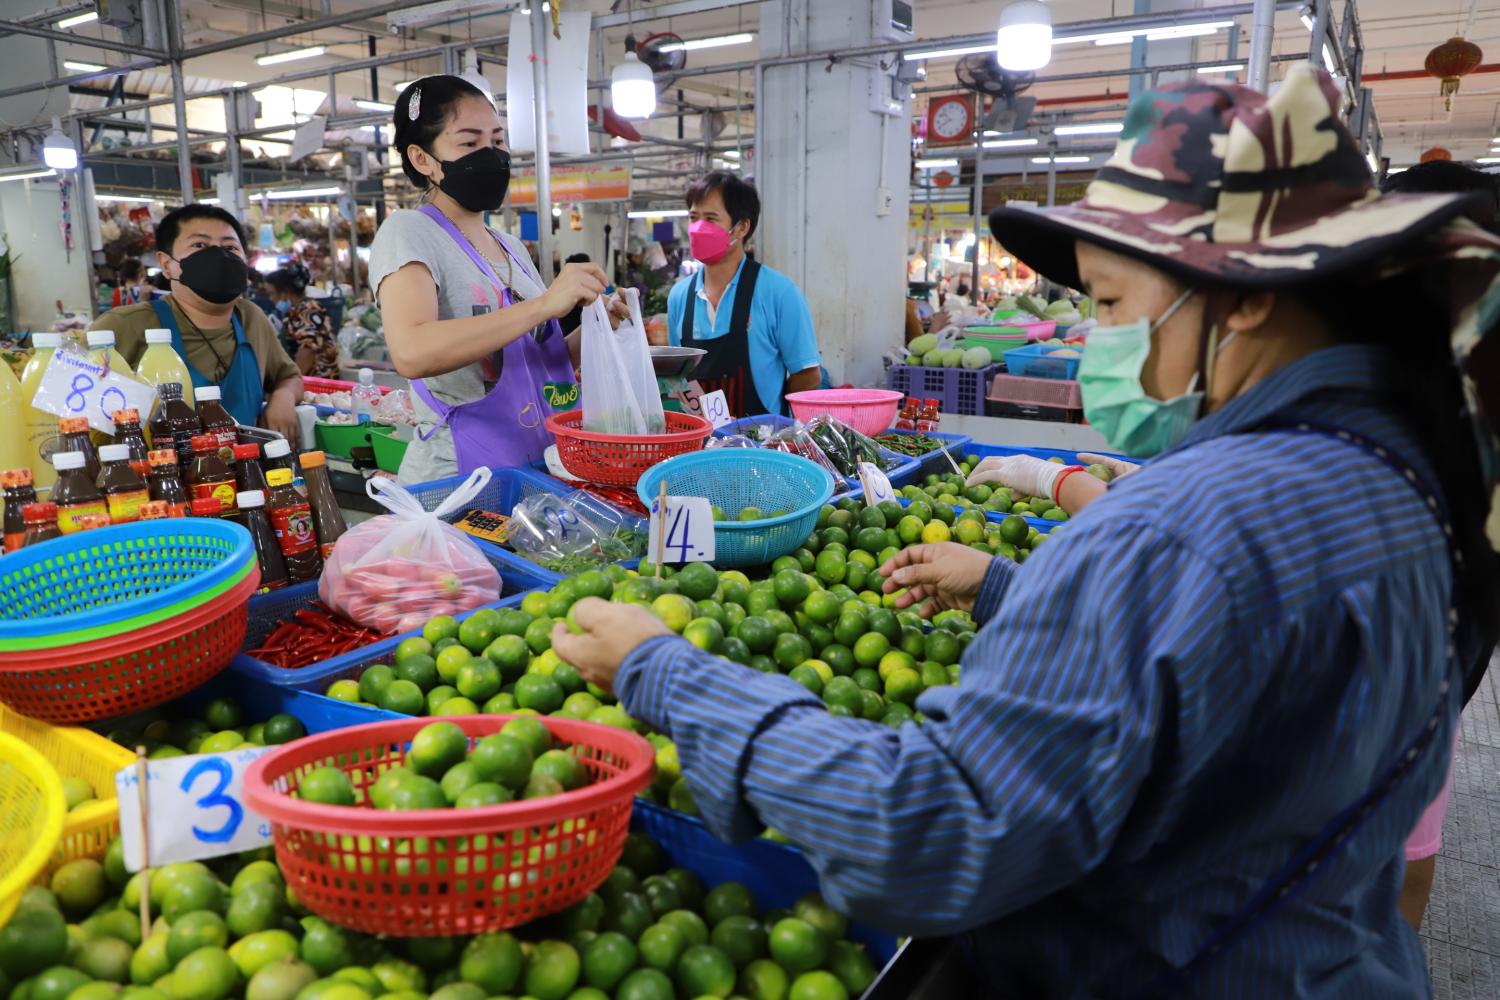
[{"x1": 931, "y1": 100, "x2": 970, "y2": 140}]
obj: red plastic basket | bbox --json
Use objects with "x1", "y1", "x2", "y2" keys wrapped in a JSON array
[
  {"x1": 243, "y1": 714, "x2": 655, "y2": 936},
  {"x1": 784, "y1": 388, "x2": 903, "y2": 437},
  {"x1": 547, "y1": 410, "x2": 713, "y2": 487},
  {"x1": 0, "y1": 571, "x2": 259, "y2": 724}
]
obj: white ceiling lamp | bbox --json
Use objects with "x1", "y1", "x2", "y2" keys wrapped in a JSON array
[
  {"x1": 611, "y1": 50, "x2": 657, "y2": 119},
  {"x1": 658, "y1": 33, "x2": 755, "y2": 53},
  {"x1": 1055, "y1": 20, "x2": 1234, "y2": 47},
  {"x1": 56, "y1": 11, "x2": 98, "y2": 29},
  {"x1": 1033, "y1": 155, "x2": 1092, "y2": 164},
  {"x1": 94, "y1": 193, "x2": 158, "y2": 204},
  {"x1": 42, "y1": 118, "x2": 78, "y2": 170},
  {"x1": 996, "y1": 1, "x2": 1052, "y2": 73},
  {"x1": 1054, "y1": 122, "x2": 1123, "y2": 136},
  {"x1": 256, "y1": 46, "x2": 326, "y2": 67},
  {"x1": 63, "y1": 60, "x2": 105, "y2": 72},
  {"x1": 1196, "y1": 64, "x2": 1246, "y2": 75},
  {"x1": 261, "y1": 186, "x2": 343, "y2": 199},
  {"x1": 982, "y1": 137, "x2": 1039, "y2": 149},
  {"x1": 353, "y1": 98, "x2": 394, "y2": 113},
  {"x1": 902, "y1": 43, "x2": 994, "y2": 62},
  {"x1": 916, "y1": 158, "x2": 959, "y2": 168},
  {"x1": 627, "y1": 209, "x2": 688, "y2": 218}
]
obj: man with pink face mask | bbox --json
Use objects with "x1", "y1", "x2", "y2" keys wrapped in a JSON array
[{"x1": 666, "y1": 171, "x2": 821, "y2": 416}]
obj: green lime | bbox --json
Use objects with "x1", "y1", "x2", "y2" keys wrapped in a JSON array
[
  {"x1": 773, "y1": 632, "x2": 812, "y2": 671},
  {"x1": 639, "y1": 875, "x2": 683, "y2": 918},
  {"x1": 710, "y1": 915, "x2": 767, "y2": 969},
  {"x1": 825, "y1": 941, "x2": 876, "y2": 996},
  {"x1": 74, "y1": 935, "x2": 133, "y2": 982},
  {"x1": 557, "y1": 691, "x2": 601, "y2": 718},
  {"x1": 202, "y1": 698, "x2": 242, "y2": 731},
  {"x1": 468, "y1": 734, "x2": 532, "y2": 790},
  {"x1": 675, "y1": 944, "x2": 735, "y2": 997},
  {"x1": 532, "y1": 748, "x2": 588, "y2": 791},
  {"x1": 245, "y1": 959, "x2": 317, "y2": 1000},
  {"x1": 455, "y1": 659, "x2": 502, "y2": 702},
  {"x1": 884, "y1": 667, "x2": 923, "y2": 705},
  {"x1": 434, "y1": 645, "x2": 473, "y2": 685},
  {"x1": 524, "y1": 617, "x2": 558, "y2": 655},
  {"x1": 377, "y1": 680, "x2": 424, "y2": 716},
  {"x1": 851, "y1": 633, "x2": 889, "y2": 669},
  {"x1": 297, "y1": 921, "x2": 352, "y2": 978},
  {"x1": 483, "y1": 635, "x2": 530, "y2": 682},
  {"x1": 635, "y1": 923, "x2": 684, "y2": 971},
  {"x1": 494, "y1": 608, "x2": 533, "y2": 637},
  {"x1": 501, "y1": 716, "x2": 551, "y2": 758},
  {"x1": 258, "y1": 713, "x2": 305, "y2": 745},
  {"x1": 831, "y1": 610, "x2": 866, "y2": 648},
  {"x1": 614, "y1": 967, "x2": 675, "y2": 1000},
  {"x1": 514, "y1": 673, "x2": 564, "y2": 714},
  {"x1": 453, "y1": 782, "x2": 511, "y2": 808},
  {"x1": 394, "y1": 637, "x2": 433, "y2": 664},
  {"x1": 682, "y1": 617, "x2": 725, "y2": 653},
  {"x1": 789, "y1": 969, "x2": 849, "y2": 1000},
  {"x1": 791, "y1": 893, "x2": 847, "y2": 941},
  {"x1": 767, "y1": 918, "x2": 826, "y2": 975},
  {"x1": 770, "y1": 570, "x2": 810, "y2": 608},
  {"x1": 457, "y1": 933, "x2": 522, "y2": 995},
  {"x1": 523, "y1": 772, "x2": 565, "y2": 800},
  {"x1": 482, "y1": 691, "x2": 519, "y2": 714},
  {"x1": 422, "y1": 616, "x2": 460, "y2": 646},
  {"x1": 457, "y1": 617, "x2": 496, "y2": 655},
  {"x1": 737, "y1": 958, "x2": 790, "y2": 1000},
  {"x1": 731, "y1": 616, "x2": 776, "y2": 654},
  {"x1": 391, "y1": 654, "x2": 438, "y2": 692},
  {"x1": 130, "y1": 934, "x2": 171, "y2": 986},
  {"x1": 325, "y1": 680, "x2": 360, "y2": 704},
  {"x1": 166, "y1": 913, "x2": 228, "y2": 967},
  {"x1": 601, "y1": 893, "x2": 653, "y2": 942},
  {"x1": 388, "y1": 772, "x2": 447, "y2": 810},
  {"x1": 408, "y1": 721, "x2": 468, "y2": 778},
  {"x1": 580, "y1": 932, "x2": 636, "y2": 991},
  {"x1": 523, "y1": 940, "x2": 579, "y2": 1000},
  {"x1": 30, "y1": 966, "x2": 91, "y2": 1000},
  {"x1": 674, "y1": 563, "x2": 719, "y2": 602},
  {"x1": 228, "y1": 930, "x2": 298, "y2": 981},
  {"x1": 424, "y1": 685, "x2": 458, "y2": 715},
  {"x1": 299, "y1": 767, "x2": 355, "y2": 807},
  {"x1": 703, "y1": 883, "x2": 756, "y2": 927},
  {"x1": 439, "y1": 761, "x2": 481, "y2": 804},
  {"x1": 225, "y1": 880, "x2": 283, "y2": 937}
]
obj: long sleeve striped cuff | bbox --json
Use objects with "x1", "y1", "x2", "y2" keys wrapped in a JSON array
[
  {"x1": 614, "y1": 634, "x2": 688, "y2": 732},
  {"x1": 972, "y1": 555, "x2": 1016, "y2": 625}
]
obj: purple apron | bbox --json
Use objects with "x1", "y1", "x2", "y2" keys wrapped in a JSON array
[{"x1": 410, "y1": 204, "x2": 575, "y2": 472}]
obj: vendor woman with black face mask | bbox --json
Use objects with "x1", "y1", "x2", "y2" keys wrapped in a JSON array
[
  {"x1": 368, "y1": 75, "x2": 614, "y2": 483},
  {"x1": 91, "y1": 204, "x2": 303, "y2": 442}
]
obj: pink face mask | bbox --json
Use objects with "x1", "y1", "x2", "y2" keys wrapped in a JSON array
[{"x1": 688, "y1": 219, "x2": 734, "y2": 264}]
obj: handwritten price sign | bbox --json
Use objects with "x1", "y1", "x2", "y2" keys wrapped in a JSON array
[
  {"x1": 858, "y1": 462, "x2": 897, "y2": 508},
  {"x1": 116, "y1": 747, "x2": 273, "y2": 871},
  {"x1": 698, "y1": 390, "x2": 733, "y2": 430},
  {"x1": 33, "y1": 348, "x2": 157, "y2": 434},
  {"x1": 648, "y1": 495, "x2": 716, "y2": 564}
]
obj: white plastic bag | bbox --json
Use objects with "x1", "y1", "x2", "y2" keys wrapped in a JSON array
[
  {"x1": 319, "y1": 468, "x2": 501, "y2": 633},
  {"x1": 581, "y1": 288, "x2": 666, "y2": 436}
]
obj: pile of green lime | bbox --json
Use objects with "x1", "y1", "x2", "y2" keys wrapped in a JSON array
[
  {"x1": 906, "y1": 463, "x2": 1069, "y2": 523},
  {"x1": 2, "y1": 828, "x2": 877, "y2": 1000},
  {"x1": 103, "y1": 698, "x2": 309, "y2": 761},
  {"x1": 294, "y1": 718, "x2": 587, "y2": 811}
]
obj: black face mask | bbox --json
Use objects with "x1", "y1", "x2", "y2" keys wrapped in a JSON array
[
  {"x1": 435, "y1": 146, "x2": 511, "y2": 213},
  {"x1": 172, "y1": 246, "x2": 249, "y2": 305}
]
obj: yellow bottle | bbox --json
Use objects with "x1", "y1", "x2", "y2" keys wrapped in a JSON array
[
  {"x1": 135, "y1": 328, "x2": 194, "y2": 408},
  {"x1": 0, "y1": 359, "x2": 28, "y2": 477},
  {"x1": 86, "y1": 329, "x2": 133, "y2": 379},
  {"x1": 20, "y1": 332, "x2": 62, "y2": 493}
]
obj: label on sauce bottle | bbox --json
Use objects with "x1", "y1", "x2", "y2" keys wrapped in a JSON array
[
  {"x1": 3, "y1": 530, "x2": 24, "y2": 553},
  {"x1": 269, "y1": 502, "x2": 318, "y2": 555},
  {"x1": 57, "y1": 500, "x2": 109, "y2": 535},
  {"x1": 212, "y1": 430, "x2": 237, "y2": 463},
  {"x1": 105, "y1": 489, "x2": 152, "y2": 525},
  {"x1": 191, "y1": 479, "x2": 238, "y2": 514}
]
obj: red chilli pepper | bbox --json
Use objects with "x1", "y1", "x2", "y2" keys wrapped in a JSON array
[{"x1": 246, "y1": 603, "x2": 386, "y2": 669}]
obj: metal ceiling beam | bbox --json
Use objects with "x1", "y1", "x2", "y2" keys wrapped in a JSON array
[
  {"x1": 0, "y1": 18, "x2": 166, "y2": 57},
  {"x1": 184, "y1": 1, "x2": 442, "y2": 58},
  {"x1": 593, "y1": 0, "x2": 767, "y2": 30}
]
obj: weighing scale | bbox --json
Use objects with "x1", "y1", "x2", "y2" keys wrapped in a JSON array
[{"x1": 651, "y1": 346, "x2": 707, "y2": 413}]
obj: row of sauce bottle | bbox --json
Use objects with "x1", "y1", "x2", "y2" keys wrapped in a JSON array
[{"x1": 2, "y1": 431, "x2": 347, "y2": 594}]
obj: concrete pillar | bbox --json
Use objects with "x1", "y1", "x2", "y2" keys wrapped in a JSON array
[{"x1": 756, "y1": 0, "x2": 912, "y2": 388}]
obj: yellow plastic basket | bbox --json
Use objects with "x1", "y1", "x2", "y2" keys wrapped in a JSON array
[
  {"x1": 0, "y1": 706, "x2": 136, "y2": 879},
  {"x1": 0, "y1": 732, "x2": 65, "y2": 925}
]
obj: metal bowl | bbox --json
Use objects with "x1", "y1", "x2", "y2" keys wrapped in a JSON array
[{"x1": 650, "y1": 346, "x2": 707, "y2": 378}]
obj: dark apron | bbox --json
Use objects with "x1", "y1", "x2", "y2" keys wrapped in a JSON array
[
  {"x1": 679, "y1": 259, "x2": 774, "y2": 417},
  {"x1": 148, "y1": 298, "x2": 263, "y2": 427},
  {"x1": 408, "y1": 204, "x2": 575, "y2": 472}
]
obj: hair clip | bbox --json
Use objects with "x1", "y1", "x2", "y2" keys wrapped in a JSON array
[{"x1": 408, "y1": 85, "x2": 422, "y2": 120}]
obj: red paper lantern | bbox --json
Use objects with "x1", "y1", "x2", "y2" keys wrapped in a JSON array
[
  {"x1": 933, "y1": 171, "x2": 955, "y2": 188},
  {"x1": 1424, "y1": 36, "x2": 1483, "y2": 111},
  {"x1": 1420, "y1": 146, "x2": 1453, "y2": 164}
]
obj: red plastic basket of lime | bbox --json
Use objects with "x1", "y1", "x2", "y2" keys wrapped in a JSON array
[
  {"x1": 0, "y1": 521, "x2": 260, "y2": 723},
  {"x1": 547, "y1": 410, "x2": 713, "y2": 487},
  {"x1": 243, "y1": 714, "x2": 655, "y2": 936}
]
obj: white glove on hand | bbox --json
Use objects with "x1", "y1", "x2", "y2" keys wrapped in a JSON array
[
  {"x1": 965, "y1": 454, "x2": 1067, "y2": 500},
  {"x1": 1077, "y1": 453, "x2": 1140, "y2": 481}
]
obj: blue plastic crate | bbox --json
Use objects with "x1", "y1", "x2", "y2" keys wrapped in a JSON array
[
  {"x1": 875, "y1": 430, "x2": 974, "y2": 483},
  {"x1": 952, "y1": 443, "x2": 1134, "y2": 532},
  {"x1": 1001, "y1": 343, "x2": 1082, "y2": 380},
  {"x1": 233, "y1": 553, "x2": 553, "y2": 691},
  {"x1": 631, "y1": 799, "x2": 897, "y2": 964}
]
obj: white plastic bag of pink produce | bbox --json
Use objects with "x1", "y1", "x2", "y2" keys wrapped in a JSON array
[{"x1": 319, "y1": 468, "x2": 501, "y2": 632}]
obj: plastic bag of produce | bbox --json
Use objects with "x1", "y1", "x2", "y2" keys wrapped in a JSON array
[
  {"x1": 319, "y1": 468, "x2": 501, "y2": 633},
  {"x1": 505, "y1": 490, "x2": 647, "y2": 573},
  {"x1": 580, "y1": 288, "x2": 666, "y2": 436},
  {"x1": 706, "y1": 434, "x2": 760, "y2": 449},
  {"x1": 802, "y1": 415, "x2": 905, "y2": 477},
  {"x1": 764, "y1": 424, "x2": 850, "y2": 483}
]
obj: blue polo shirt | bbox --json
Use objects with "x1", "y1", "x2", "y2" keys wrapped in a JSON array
[{"x1": 666, "y1": 256, "x2": 820, "y2": 415}]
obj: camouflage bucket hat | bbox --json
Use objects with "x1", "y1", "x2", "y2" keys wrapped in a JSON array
[{"x1": 988, "y1": 64, "x2": 1485, "y2": 290}]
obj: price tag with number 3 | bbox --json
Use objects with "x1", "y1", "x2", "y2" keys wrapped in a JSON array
[
  {"x1": 116, "y1": 747, "x2": 274, "y2": 871},
  {"x1": 648, "y1": 495, "x2": 716, "y2": 564}
]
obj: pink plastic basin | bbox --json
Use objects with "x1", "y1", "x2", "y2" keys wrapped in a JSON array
[{"x1": 785, "y1": 388, "x2": 904, "y2": 437}]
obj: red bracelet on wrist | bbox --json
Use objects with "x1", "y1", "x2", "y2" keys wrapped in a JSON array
[{"x1": 1051, "y1": 465, "x2": 1087, "y2": 505}]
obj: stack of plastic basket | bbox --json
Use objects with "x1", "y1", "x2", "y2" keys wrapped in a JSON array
[
  {"x1": 0, "y1": 733, "x2": 65, "y2": 924},
  {"x1": 0, "y1": 520, "x2": 260, "y2": 723}
]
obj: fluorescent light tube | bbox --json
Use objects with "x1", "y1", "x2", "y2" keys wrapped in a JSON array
[
  {"x1": 1054, "y1": 122, "x2": 1122, "y2": 136},
  {"x1": 256, "y1": 46, "x2": 326, "y2": 66},
  {"x1": 262, "y1": 186, "x2": 342, "y2": 199},
  {"x1": 1032, "y1": 156, "x2": 1091, "y2": 164},
  {"x1": 1057, "y1": 20, "x2": 1234, "y2": 46},
  {"x1": 0, "y1": 169, "x2": 57, "y2": 183},
  {"x1": 56, "y1": 12, "x2": 99, "y2": 29},
  {"x1": 903, "y1": 43, "x2": 995, "y2": 62},
  {"x1": 95, "y1": 193, "x2": 159, "y2": 203},
  {"x1": 659, "y1": 33, "x2": 755, "y2": 53},
  {"x1": 353, "y1": 99, "x2": 393, "y2": 112},
  {"x1": 628, "y1": 209, "x2": 688, "y2": 218},
  {"x1": 1196, "y1": 64, "x2": 1246, "y2": 74},
  {"x1": 983, "y1": 138, "x2": 1039, "y2": 149},
  {"x1": 63, "y1": 60, "x2": 105, "y2": 72},
  {"x1": 916, "y1": 158, "x2": 959, "y2": 168}
]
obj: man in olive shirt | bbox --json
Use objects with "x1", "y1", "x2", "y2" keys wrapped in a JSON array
[{"x1": 92, "y1": 204, "x2": 302, "y2": 441}]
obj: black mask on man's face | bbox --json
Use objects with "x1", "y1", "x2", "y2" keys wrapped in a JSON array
[
  {"x1": 172, "y1": 246, "x2": 249, "y2": 305},
  {"x1": 435, "y1": 146, "x2": 511, "y2": 213}
]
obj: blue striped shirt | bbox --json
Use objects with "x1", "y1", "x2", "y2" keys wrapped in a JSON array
[{"x1": 616, "y1": 344, "x2": 1460, "y2": 997}]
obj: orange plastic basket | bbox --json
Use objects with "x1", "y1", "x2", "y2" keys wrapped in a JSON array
[
  {"x1": 0, "y1": 706, "x2": 136, "y2": 877},
  {"x1": 243, "y1": 714, "x2": 655, "y2": 936},
  {"x1": 547, "y1": 410, "x2": 713, "y2": 487},
  {"x1": 0, "y1": 570, "x2": 259, "y2": 723}
]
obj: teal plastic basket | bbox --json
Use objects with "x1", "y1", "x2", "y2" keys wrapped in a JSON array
[{"x1": 636, "y1": 451, "x2": 833, "y2": 568}]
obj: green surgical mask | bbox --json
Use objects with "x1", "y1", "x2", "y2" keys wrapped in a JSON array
[{"x1": 1078, "y1": 287, "x2": 1236, "y2": 458}]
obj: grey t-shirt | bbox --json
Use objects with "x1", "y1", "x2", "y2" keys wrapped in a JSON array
[{"x1": 367, "y1": 208, "x2": 549, "y2": 484}]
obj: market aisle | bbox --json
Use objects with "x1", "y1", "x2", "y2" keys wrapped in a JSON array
[{"x1": 1423, "y1": 654, "x2": 1500, "y2": 999}]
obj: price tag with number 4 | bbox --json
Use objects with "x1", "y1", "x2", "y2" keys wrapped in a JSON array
[
  {"x1": 648, "y1": 495, "x2": 716, "y2": 564},
  {"x1": 859, "y1": 462, "x2": 896, "y2": 508},
  {"x1": 116, "y1": 747, "x2": 274, "y2": 871}
]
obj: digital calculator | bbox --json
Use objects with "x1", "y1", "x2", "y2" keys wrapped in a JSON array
[{"x1": 455, "y1": 509, "x2": 511, "y2": 544}]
